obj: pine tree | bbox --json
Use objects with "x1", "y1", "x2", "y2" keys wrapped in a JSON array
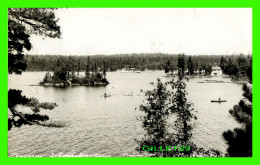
[
  {"x1": 220, "y1": 56, "x2": 227, "y2": 74},
  {"x1": 164, "y1": 60, "x2": 170, "y2": 74},
  {"x1": 222, "y1": 82, "x2": 252, "y2": 157},
  {"x1": 85, "y1": 62, "x2": 90, "y2": 78},
  {"x1": 187, "y1": 56, "x2": 194, "y2": 75},
  {"x1": 246, "y1": 56, "x2": 252, "y2": 83},
  {"x1": 77, "y1": 59, "x2": 81, "y2": 76},
  {"x1": 222, "y1": 57, "x2": 252, "y2": 157},
  {"x1": 227, "y1": 57, "x2": 239, "y2": 76},
  {"x1": 168, "y1": 54, "x2": 197, "y2": 152},
  {"x1": 8, "y1": 8, "x2": 61, "y2": 130},
  {"x1": 237, "y1": 55, "x2": 248, "y2": 77},
  {"x1": 103, "y1": 61, "x2": 107, "y2": 78},
  {"x1": 202, "y1": 64, "x2": 212, "y2": 75}
]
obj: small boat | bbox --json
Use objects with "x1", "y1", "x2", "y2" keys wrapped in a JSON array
[
  {"x1": 163, "y1": 71, "x2": 178, "y2": 77},
  {"x1": 104, "y1": 95, "x2": 111, "y2": 98},
  {"x1": 121, "y1": 68, "x2": 141, "y2": 73},
  {"x1": 211, "y1": 100, "x2": 227, "y2": 103},
  {"x1": 102, "y1": 93, "x2": 111, "y2": 98},
  {"x1": 163, "y1": 73, "x2": 175, "y2": 77}
]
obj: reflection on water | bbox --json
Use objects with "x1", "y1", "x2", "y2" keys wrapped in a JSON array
[{"x1": 8, "y1": 71, "x2": 242, "y2": 157}]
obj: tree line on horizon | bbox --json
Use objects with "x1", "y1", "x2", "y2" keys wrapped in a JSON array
[{"x1": 24, "y1": 53, "x2": 252, "y2": 79}]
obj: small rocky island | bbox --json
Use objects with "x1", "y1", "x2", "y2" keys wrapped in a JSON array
[{"x1": 38, "y1": 64, "x2": 109, "y2": 87}]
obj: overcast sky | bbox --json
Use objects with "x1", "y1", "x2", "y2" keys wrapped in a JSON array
[{"x1": 27, "y1": 8, "x2": 252, "y2": 56}]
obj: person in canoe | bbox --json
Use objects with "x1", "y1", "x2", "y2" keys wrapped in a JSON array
[
  {"x1": 102, "y1": 93, "x2": 111, "y2": 98},
  {"x1": 211, "y1": 97, "x2": 226, "y2": 103}
]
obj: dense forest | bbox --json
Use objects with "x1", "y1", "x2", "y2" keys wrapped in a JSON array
[
  {"x1": 24, "y1": 53, "x2": 250, "y2": 71},
  {"x1": 24, "y1": 53, "x2": 252, "y2": 80}
]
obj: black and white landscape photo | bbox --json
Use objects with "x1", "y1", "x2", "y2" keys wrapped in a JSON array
[{"x1": 8, "y1": 8, "x2": 252, "y2": 157}]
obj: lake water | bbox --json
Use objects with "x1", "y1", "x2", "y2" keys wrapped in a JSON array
[{"x1": 8, "y1": 71, "x2": 243, "y2": 157}]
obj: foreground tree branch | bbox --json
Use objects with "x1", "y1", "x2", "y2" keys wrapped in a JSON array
[{"x1": 8, "y1": 8, "x2": 61, "y2": 130}]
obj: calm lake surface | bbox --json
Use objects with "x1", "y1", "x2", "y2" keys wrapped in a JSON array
[{"x1": 8, "y1": 71, "x2": 243, "y2": 157}]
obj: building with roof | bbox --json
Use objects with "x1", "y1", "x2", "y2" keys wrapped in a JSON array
[{"x1": 211, "y1": 66, "x2": 222, "y2": 76}]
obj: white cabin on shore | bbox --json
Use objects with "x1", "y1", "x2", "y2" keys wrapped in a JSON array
[{"x1": 211, "y1": 66, "x2": 222, "y2": 76}]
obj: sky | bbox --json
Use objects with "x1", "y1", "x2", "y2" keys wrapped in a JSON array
[{"x1": 27, "y1": 8, "x2": 252, "y2": 56}]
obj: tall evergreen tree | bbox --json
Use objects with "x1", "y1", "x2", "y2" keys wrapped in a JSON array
[
  {"x1": 246, "y1": 56, "x2": 252, "y2": 83},
  {"x1": 164, "y1": 60, "x2": 170, "y2": 74},
  {"x1": 85, "y1": 62, "x2": 90, "y2": 78},
  {"x1": 77, "y1": 59, "x2": 81, "y2": 76},
  {"x1": 237, "y1": 55, "x2": 248, "y2": 76},
  {"x1": 187, "y1": 56, "x2": 194, "y2": 75},
  {"x1": 94, "y1": 62, "x2": 97, "y2": 73},
  {"x1": 227, "y1": 57, "x2": 239, "y2": 76},
  {"x1": 169, "y1": 54, "x2": 196, "y2": 148},
  {"x1": 222, "y1": 82, "x2": 252, "y2": 157},
  {"x1": 220, "y1": 56, "x2": 227, "y2": 74},
  {"x1": 177, "y1": 54, "x2": 185, "y2": 77},
  {"x1": 103, "y1": 61, "x2": 107, "y2": 78},
  {"x1": 202, "y1": 64, "x2": 212, "y2": 75}
]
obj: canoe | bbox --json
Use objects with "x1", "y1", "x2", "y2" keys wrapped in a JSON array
[{"x1": 211, "y1": 100, "x2": 227, "y2": 103}]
